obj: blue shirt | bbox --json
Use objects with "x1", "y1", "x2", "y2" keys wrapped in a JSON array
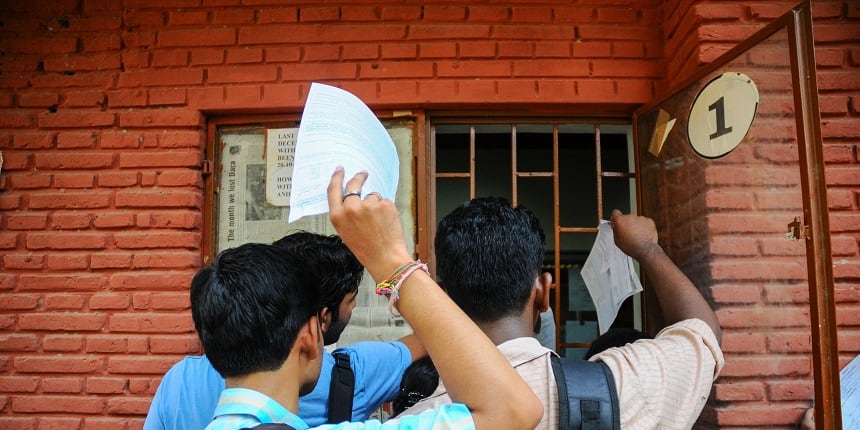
[
  {"x1": 205, "y1": 388, "x2": 475, "y2": 430},
  {"x1": 144, "y1": 341, "x2": 413, "y2": 430}
]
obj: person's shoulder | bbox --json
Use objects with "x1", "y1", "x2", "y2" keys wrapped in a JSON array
[
  {"x1": 162, "y1": 355, "x2": 223, "y2": 384},
  {"x1": 334, "y1": 339, "x2": 410, "y2": 357}
]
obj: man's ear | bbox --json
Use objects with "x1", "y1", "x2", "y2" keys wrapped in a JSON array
[
  {"x1": 317, "y1": 307, "x2": 331, "y2": 333},
  {"x1": 298, "y1": 316, "x2": 322, "y2": 361},
  {"x1": 534, "y1": 272, "x2": 552, "y2": 312}
]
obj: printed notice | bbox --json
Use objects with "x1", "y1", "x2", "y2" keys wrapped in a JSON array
[
  {"x1": 266, "y1": 128, "x2": 297, "y2": 206},
  {"x1": 288, "y1": 83, "x2": 399, "y2": 223}
]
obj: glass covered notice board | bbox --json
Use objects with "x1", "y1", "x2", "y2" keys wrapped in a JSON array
[
  {"x1": 210, "y1": 118, "x2": 418, "y2": 346},
  {"x1": 633, "y1": 2, "x2": 838, "y2": 428}
]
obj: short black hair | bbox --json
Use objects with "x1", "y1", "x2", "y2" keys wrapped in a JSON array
[
  {"x1": 392, "y1": 356, "x2": 439, "y2": 417},
  {"x1": 190, "y1": 242, "x2": 320, "y2": 378},
  {"x1": 584, "y1": 328, "x2": 653, "y2": 360},
  {"x1": 273, "y1": 231, "x2": 363, "y2": 318},
  {"x1": 435, "y1": 197, "x2": 546, "y2": 322}
]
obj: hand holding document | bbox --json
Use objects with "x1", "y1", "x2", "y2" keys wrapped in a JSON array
[
  {"x1": 288, "y1": 83, "x2": 399, "y2": 223},
  {"x1": 580, "y1": 220, "x2": 644, "y2": 334}
]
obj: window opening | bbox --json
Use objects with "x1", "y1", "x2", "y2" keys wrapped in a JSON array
[{"x1": 430, "y1": 120, "x2": 638, "y2": 357}]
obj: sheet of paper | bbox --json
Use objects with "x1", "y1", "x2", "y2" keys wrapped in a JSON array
[
  {"x1": 580, "y1": 220, "x2": 644, "y2": 334},
  {"x1": 288, "y1": 83, "x2": 399, "y2": 223},
  {"x1": 842, "y1": 353, "x2": 860, "y2": 428}
]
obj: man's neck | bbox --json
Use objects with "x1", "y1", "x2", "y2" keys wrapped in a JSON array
[
  {"x1": 226, "y1": 370, "x2": 300, "y2": 414},
  {"x1": 476, "y1": 316, "x2": 534, "y2": 346}
]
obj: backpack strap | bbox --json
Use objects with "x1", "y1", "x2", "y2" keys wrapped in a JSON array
[
  {"x1": 327, "y1": 352, "x2": 355, "y2": 423},
  {"x1": 550, "y1": 354, "x2": 620, "y2": 430},
  {"x1": 242, "y1": 424, "x2": 296, "y2": 430}
]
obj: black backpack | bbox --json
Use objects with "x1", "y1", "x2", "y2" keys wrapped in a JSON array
[{"x1": 551, "y1": 354, "x2": 621, "y2": 430}]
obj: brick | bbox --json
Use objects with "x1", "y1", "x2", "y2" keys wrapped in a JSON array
[
  {"x1": 14, "y1": 356, "x2": 104, "y2": 374},
  {"x1": 91, "y1": 253, "x2": 133, "y2": 269},
  {"x1": 86, "y1": 377, "x2": 127, "y2": 394},
  {"x1": 147, "y1": 293, "x2": 190, "y2": 311},
  {"x1": 716, "y1": 306, "x2": 809, "y2": 329},
  {"x1": 0, "y1": 295, "x2": 40, "y2": 310},
  {"x1": 41, "y1": 377, "x2": 83, "y2": 393},
  {"x1": 53, "y1": 173, "x2": 95, "y2": 188},
  {"x1": 149, "y1": 336, "x2": 200, "y2": 354},
  {"x1": 299, "y1": 6, "x2": 340, "y2": 22},
  {"x1": 98, "y1": 172, "x2": 139, "y2": 187},
  {"x1": 35, "y1": 417, "x2": 82, "y2": 430},
  {"x1": 767, "y1": 331, "x2": 813, "y2": 354},
  {"x1": 35, "y1": 153, "x2": 113, "y2": 170},
  {"x1": 418, "y1": 42, "x2": 457, "y2": 58},
  {"x1": 0, "y1": 112, "x2": 36, "y2": 128},
  {"x1": 26, "y1": 233, "x2": 106, "y2": 250},
  {"x1": 721, "y1": 331, "x2": 767, "y2": 353},
  {"x1": 190, "y1": 48, "x2": 225, "y2": 66},
  {"x1": 18, "y1": 313, "x2": 106, "y2": 331},
  {"x1": 719, "y1": 355, "x2": 811, "y2": 378},
  {"x1": 107, "y1": 356, "x2": 183, "y2": 374},
  {"x1": 44, "y1": 53, "x2": 122, "y2": 73},
  {"x1": 108, "y1": 272, "x2": 194, "y2": 291},
  {"x1": 160, "y1": 131, "x2": 203, "y2": 148},
  {"x1": 149, "y1": 88, "x2": 187, "y2": 106},
  {"x1": 0, "y1": 376, "x2": 40, "y2": 393},
  {"x1": 118, "y1": 109, "x2": 204, "y2": 128},
  {"x1": 108, "y1": 312, "x2": 194, "y2": 334},
  {"x1": 9, "y1": 175, "x2": 52, "y2": 190},
  {"x1": 151, "y1": 50, "x2": 189, "y2": 67},
  {"x1": 226, "y1": 47, "x2": 264, "y2": 64},
  {"x1": 81, "y1": 34, "x2": 122, "y2": 53},
  {"x1": 141, "y1": 212, "x2": 202, "y2": 229},
  {"x1": 115, "y1": 191, "x2": 202, "y2": 209},
  {"x1": 85, "y1": 336, "x2": 128, "y2": 353},
  {"x1": 17, "y1": 92, "x2": 59, "y2": 108},
  {"x1": 106, "y1": 89, "x2": 147, "y2": 107},
  {"x1": 159, "y1": 28, "x2": 236, "y2": 47},
  {"x1": 0, "y1": 417, "x2": 35, "y2": 430},
  {"x1": 0, "y1": 37, "x2": 78, "y2": 55},
  {"x1": 83, "y1": 417, "x2": 127, "y2": 430},
  {"x1": 129, "y1": 377, "x2": 153, "y2": 395},
  {"x1": 714, "y1": 381, "x2": 765, "y2": 402},
  {"x1": 11, "y1": 395, "x2": 104, "y2": 413},
  {"x1": 340, "y1": 5, "x2": 378, "y2": 21},
  {"x1": 6, "y1": 215, "x2": 49, "y2": 230},
  {"x1": 510, "y1": 6, "x2": 552, "y2": 23},
  {"x1": 42, "y1": 335, "x2": 83, "y2": 352},
  {"x1": 45, "y1": 294, "x2": 87, "y2": 310},
  {"x1": 18, "y1": 273, "x2": 105, "y2": 292},
  {"x1": 93, "y1": 213, "x2": 135, "y2": 229},
  {"x1": 30, "y1": 191, "x2": 110, "y2": 209},
  {"x1": 50, "y1": 213, "x2": 93, "y2": 230},
  {"x1": 89, "y1": 294, "x2": 131, "y2": 310},
  {"x1": 38, "y1": 112, "x2": 115, "y2": 128},
  {"x1": 213, "y1": 8, "x2": 256, "y2": 24},
  {"x1": 0, "y1": 233, "x2": 19, "y2": 249},
  {"x1": 107, "y1": 396, "x2": 152, "y2": 415},
  {"x1": 117, "y1": 69, "x2": 204, "y2": 88},
  {"x1": 0, "y1": 335, "x2": 40, "y2": 352},
  {"x1": 133, "y1": 252, "x2": 200, "y2": 269}
]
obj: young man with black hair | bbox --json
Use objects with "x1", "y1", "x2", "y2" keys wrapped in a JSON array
[
  {"x1": 144, "y1": 232, "x2": 425, "y2": 429},
  {"x1": 401, "y1": 197, "x2": 724, "y2": 429},
  {"x1": 186, "y1": 169, "x2": 543, "y2": 430}
]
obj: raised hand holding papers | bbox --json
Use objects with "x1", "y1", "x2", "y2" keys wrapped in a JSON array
[
  {"x1": 580, "y1": 220, "x2": 644, "y2": 334},
  {"x1": 288, "y1": 83, "x2": 399, "y2": 223}
]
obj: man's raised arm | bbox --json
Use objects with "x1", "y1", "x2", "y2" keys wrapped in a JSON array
[
  {"x1": 610, "y1": 209, "x2": 722, "y2": 343},
  {"x1": 327, "y1": 168, "x2": 543, "y2": 430}
]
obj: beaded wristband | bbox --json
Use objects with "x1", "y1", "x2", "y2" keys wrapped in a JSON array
[{"x1": 375, "y1": 260, "x2": 429, "y2": 316}]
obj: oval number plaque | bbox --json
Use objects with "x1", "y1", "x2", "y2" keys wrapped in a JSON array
[{"x1": 687, "y1": 72, "x2": 759, "y2": 159}]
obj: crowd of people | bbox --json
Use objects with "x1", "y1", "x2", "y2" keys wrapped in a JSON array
[{"x1": 144, "y1": 168, "x2": 725, "y2": 430}]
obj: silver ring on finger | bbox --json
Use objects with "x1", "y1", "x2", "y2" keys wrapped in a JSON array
[{"x1": 342, "y1": 191, "x2": 362, "y2": 203}]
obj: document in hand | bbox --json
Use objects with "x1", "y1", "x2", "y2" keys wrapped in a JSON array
[
  {"x1": 580, "y1": 220, "x2": 644, "y2": 334},
  {"x1": 288, "y1": 82, "x2": 399, "y2": 223}
]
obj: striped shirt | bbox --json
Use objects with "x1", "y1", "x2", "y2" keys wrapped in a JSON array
[
  {"x1": 403, "y1": 318, "x2": 724, "y2": 430},
  {"x1": 205, "y1": 388, "x2": 475, "y2": 430}
]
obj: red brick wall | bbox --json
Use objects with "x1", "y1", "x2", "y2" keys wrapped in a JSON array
[
  {"x1": 0, "y1": 0, "x2": 856, "y2": 428},
  {"x1": 661, "y1": 1, "x2": 860, "y2": 428}
]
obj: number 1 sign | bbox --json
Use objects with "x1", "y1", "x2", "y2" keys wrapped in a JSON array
[{"x1": 687, "y1": 72, "x2": 759, "y2": 159}]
